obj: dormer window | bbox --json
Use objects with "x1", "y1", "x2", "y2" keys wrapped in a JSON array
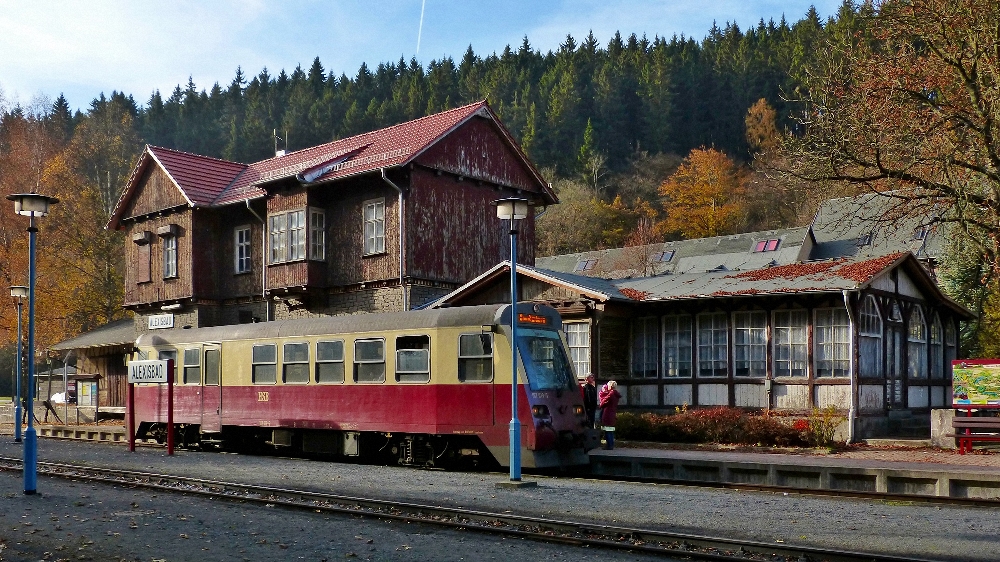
[
  {"x1": 651, "y1": 250, "x2": 675, "y2": 263},
  {"x1": 913, "y1": 225, "x2": 930, "y2": 240},
  {"x1": 573, "y1": 258, "x2": 599, "y2": 272},
  {"x1": 858, "y1": 232, "x2": 874, "y2": 246},
  {"x1": 753, "y1": 239, "x2": 780, "y2": 253}
]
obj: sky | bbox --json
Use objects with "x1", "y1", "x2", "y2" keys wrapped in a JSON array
[{"x1": 0, "y1": 1, "x2": 843, "y2": 113}]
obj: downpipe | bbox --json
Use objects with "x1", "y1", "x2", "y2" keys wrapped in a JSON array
[{"x1": 843, "y1": 289, "x2": 859, "y2": 444}]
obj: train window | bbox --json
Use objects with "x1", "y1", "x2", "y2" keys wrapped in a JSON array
[
  {"x1": 396, "y1": 335, "x2": 430, "y2": 383},
  {"x1": 459, "y1": 333, "x2": 493, "y2": 382},
  {"x1": 158, "y1": 350, "x2": 177, "y2": 383},
  {"x1": 205, "y1": 349, "x2": 220, "y2": 386},
  {"x1": 354, "y1": 338, "x2": 385, "y2": 383},
  {"x1": 252, "y1": 344, "x2": 277, "y2": 384},
  {"x1": 283, "y1": 342, "x2": 310, "y2": 384},
  {"x1": 316, "y1": 340, "x2": 345, "y2": 383},
  {"x1": 183, "y1": 348, "x2": 201, "y2": 384}
]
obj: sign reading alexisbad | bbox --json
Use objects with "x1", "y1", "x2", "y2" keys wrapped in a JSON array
[
  {"x1": 148, "y1": 314, "x2": 174, "y2": 329},
  {"x1": 127, "y1": 360, "x2": 170, "y2": 384}
]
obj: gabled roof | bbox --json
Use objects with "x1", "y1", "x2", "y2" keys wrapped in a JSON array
[
  {"x1": 432, "y1": 253, "x2": 973, "y2": 318},
  {"x1": 109, "y1": 101, "x2": 554, "y2": 230},
  {"x1": 536, "y1": 226, "x2": 813, "y2": 280}
]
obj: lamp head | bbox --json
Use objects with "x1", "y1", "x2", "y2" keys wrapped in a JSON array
[
  {"x1": 7, "y1": 193, "x2": 59, "y2": 217},
  {"x1": 10, "y1": 286, "x2": 28, "y2": 299},
  {"x1": 493, "y1": 197, "x2": 530, "y2": 221}
]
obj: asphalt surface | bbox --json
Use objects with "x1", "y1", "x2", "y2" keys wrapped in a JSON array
[{"x1": 1, "y1": 438, "x2": 998, "y2": 561}]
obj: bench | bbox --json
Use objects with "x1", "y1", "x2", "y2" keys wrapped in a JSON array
[{"x1": 949, "y1": 417, "x2": 1000, "y2": 454}]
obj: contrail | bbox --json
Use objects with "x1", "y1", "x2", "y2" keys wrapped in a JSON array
[{"x1": 416, "y1": 0, "x2": 426, "y2": 54}]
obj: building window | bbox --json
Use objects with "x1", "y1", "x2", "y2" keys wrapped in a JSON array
[
  {"x1": 162, "y1": 235, "x2": 177, "y2": 278},
  {"x1": 774, "y1": 310, "x2": 808, "y2": 377},
  {"x1": 733, "y1": 311, "x2": 766, "y2": 377},
  {"x1": 697, "y1": 312, "x2": 728, "y2": 377},
  {"x1": 269, "y1": 214, "x2": 287, "y2": 263},
  {"x1": 283, "y1": 342, "x2": 310, "y2": 384},
  {"x1": 908, "y1": 305, "x2": 928, "y2": 379},
  {"x1": 183, "y1": 348, "x2": 200, "y2": 384},
  {"x1": 913, "y1": 225, "x2": 930, "y2": 240},
  {"x1": 309, "y1": 208, "x2": 325, "y2": 260},
  {"x1": 815, "y1": 307, "x2": 850, "y2": 377},
  {"x1": 631, "y1": 317, "x2": 658, "y2": 378},
  {"x1": 651, "y1": 250, "x2": 675, "y2": 263},
  {"x1": 396, "y1": 335, "x2": 430, "y2": 383},
  {"x1": 252, "y1": 344, "x2": 277, "y2": 384},
  {"x1": 363, "y1": 199, "x2": 386, "y2": 255},
  {"x1": 235, "y1": 226, "x2": 252, "y2": 273},
  {"x1": 859, "y1": 295, "x2": 883, "y2": 378},
  {"x1": 573, "y1": 258, "x2": 599, "y2": 271},
  {"x1": 288, "y1": 210, "x2": 306, "y2": 260},
  {"x1": 945, "y1": 321, "x2": 957, "y2": 378},
  {"x1": 662, "y1": 315, "x2": 692, "y2": 378},
  {"x1": 565, "y1": 322, "x2": 590, "y2": 377},
  {"x1": 354, "y1": 338, "x2": 385, "y2": 383},
  {"x1": 753, "y1": 239, "x2": 780, "y2": 252},
  {"x1": 315, "y1": 340, "x2": 345, "y2": 383},
  {"x1": 857, "y1": 232, "x2": 874, "y2": 246},
  {"x1": 459, "y1": 333, "x2": 493, "y2": 382},
  {"x1": 930, "y1": 314, "x2": 944, "y2": 379}
]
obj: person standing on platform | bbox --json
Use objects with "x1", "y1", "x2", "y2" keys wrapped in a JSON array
[
  {"x1": 581, "y1": 374, "x2": 598, "y2": 428},
  {"x1": 598, "y1": 380, "x2": 621, "y2": 450}
]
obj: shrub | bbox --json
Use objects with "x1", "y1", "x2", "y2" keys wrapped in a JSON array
[{"x1": 614, "y1": 407, "x2": 841, "y2": 448}]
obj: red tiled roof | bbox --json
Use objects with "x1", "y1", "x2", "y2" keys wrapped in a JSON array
[{"x1": 110, "y1": 100, "x2": 552, "y2": 229}]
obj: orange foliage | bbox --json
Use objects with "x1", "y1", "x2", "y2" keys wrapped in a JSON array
[{"x1": 655, "y1": 148, "x2": 745, "y2": 239}]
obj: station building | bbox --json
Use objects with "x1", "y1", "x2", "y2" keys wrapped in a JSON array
[
  {"x1": 429, "y1": 196, "x2": 973, "y2": 438},
  {"x1": 52, "y1": 101, "x2": 555, "y2": 408}
]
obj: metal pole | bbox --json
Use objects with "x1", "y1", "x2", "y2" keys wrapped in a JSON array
[
  {"x1": 14, "y1": 298, "x2": 22, "y2": 443},
  {"x1": 24, "y1": 216, "x2": 38, "y2": 495},
  {"x1": 508, "y1": 223, "x2": 521, "y2": 481}
]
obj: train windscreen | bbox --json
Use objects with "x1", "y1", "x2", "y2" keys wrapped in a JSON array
[{"x1": 516, "y1": 329, "x2": 577, "y2": 391}]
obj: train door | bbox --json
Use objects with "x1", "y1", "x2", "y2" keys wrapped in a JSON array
[{"x1": 201, "y1": 345, "x2": 222, "y2": 432}]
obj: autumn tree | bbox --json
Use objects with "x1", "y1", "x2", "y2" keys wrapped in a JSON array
[
  {"x1": 656, "y1": 147, "x2": 745, "y2": 239},
  {"x1": 536, "y1": 177, "x2": 646, "y2": 256},
  {"x1": 774, "y1": 0, "x2": 1000, "y2": 350}
]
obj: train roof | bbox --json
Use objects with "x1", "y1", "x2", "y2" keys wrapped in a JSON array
[{"x1": 134, "y1": 304, "x2": 521, "y2": 347}]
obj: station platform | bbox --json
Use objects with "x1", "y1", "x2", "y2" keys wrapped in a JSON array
[{"x1": 589, "y1": 443, "x2": 1000, "y2": 500}]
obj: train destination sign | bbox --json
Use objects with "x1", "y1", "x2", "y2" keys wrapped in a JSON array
[{"x1": 128, "y1": 360, "x2": 170, "y2": 384}]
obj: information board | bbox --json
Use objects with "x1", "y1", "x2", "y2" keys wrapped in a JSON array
[
  {"x1": 953, "y1": 361, "x2": 1000, "y2": 406},
  {"x1": 127, "y1": 360, "x2": 170, "y2": 384}
]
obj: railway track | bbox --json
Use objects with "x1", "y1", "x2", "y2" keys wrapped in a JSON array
[{"x1": 0, "y1": 456, "x2": 941, "y2": 562}]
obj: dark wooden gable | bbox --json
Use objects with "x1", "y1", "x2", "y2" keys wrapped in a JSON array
[
  {"x1": 414, "y1": 116, "x2": 543, "y2": 193},
  {"x1": 123, "y1": 165, "x2": 189, "y2": 220}
]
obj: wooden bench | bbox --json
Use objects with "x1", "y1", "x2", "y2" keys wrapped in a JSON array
[{"x1": 949, "y1": 417, "x2": 1000, "y2": 454}]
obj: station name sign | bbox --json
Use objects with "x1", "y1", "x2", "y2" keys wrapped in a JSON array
[
  {"x1": 128, "y1": 360, "x2": 170, "y2": 384},
  {"x1": 148, "y1": 314, "x2": 174, "y2": 330}
]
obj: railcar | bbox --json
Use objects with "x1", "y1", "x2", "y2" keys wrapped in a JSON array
[{"x1": 130, "y1": 304, "x2": 595, "y2": 468}]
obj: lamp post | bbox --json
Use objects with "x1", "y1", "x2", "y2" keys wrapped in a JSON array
[
  {"x1": 10, "y1": 285, "x2": 27, "y2": 443},
  {"x1": 494, "y1": 197, "x2": 530, "y2": 484},
  {"x1": 7, "y1": 192, "x2": 58, "y2": 495}
]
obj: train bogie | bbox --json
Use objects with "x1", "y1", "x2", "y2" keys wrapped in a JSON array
[{"x1": 129, "y1": 304, "x2": 592, "y2": 469}]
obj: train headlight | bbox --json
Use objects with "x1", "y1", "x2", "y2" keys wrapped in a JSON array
[
  {"x1": 531, "y1": 405, "x2": 550, "y2": 418},
  {"x1": 573, "y1": 405, "x2": 584, "y2": 416}
]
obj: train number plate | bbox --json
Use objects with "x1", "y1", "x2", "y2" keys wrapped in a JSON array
[{"x1": 257, "y1": 391, "x2": 270, "y2": 402}]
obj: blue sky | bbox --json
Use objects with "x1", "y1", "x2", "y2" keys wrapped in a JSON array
[{"x1": 0, "y1": 1, "x2": 842, "y2": 113}]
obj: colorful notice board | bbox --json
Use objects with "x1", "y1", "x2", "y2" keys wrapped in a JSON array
[{"x1": 953, "y1": 361, "x2": 1000, "y2": 406}]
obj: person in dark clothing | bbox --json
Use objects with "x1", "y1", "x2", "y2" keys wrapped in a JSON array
[{"x1": 581, "y1": 374, "x2": 598, "y2": 428}]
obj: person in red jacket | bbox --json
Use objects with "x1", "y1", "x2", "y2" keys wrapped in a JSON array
[{"x1": 598, "y1": 380, "x2": 621, "y2": 450}]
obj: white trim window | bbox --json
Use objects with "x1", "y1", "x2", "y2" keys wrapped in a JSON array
[
  {"x1": 815, "y1": 307, "x2": 850, "y2": 377},
  {"x1": 363, "y1": 199, "x2": 386, "y2": 255},
  {"x1": 309, "y1": 208, "x2": 325, "y2": 260},
  {"x1": 564, "y1": 322, "x2": 591, "y2": 378},
  {"x1": 733, "y1": 311, "x2": 766, "y2": 377},
  {"x1": 268, "y1": 210, "x2": 311, "y2": 263},
  {"x1": 859, "y1": 295, "x2": 883, "y2": 378},
  {"x1": 697, "y1": 312, "x2": 728, "y2": 377},
  {"x1": 269, "y1": 214, "x2": 287, "y2": 263},
  {"x1": 662, "y1": 314, "x2": 692, "y2": 378},
  {"x1": 773, "y1": 310, "x2": 808, "y2": 377},
  {"x1": 631, "y1": 317, "x2": 658, "y2": 378},
  {"x1": 908, "y1": 305, "x2": 928, "y2": 379},
  {"x1": 234, "y1": 225, "x2": 252, "y2": 273},
  {"x1": 162, "y1": 235, "x2": 177, "y2": 279},
  {"x1": 930, "y1": 313, "x2": 944, "y2": 379},
  {"x1": 287, "y1": 210, "x2": 306, "y2": 260}
]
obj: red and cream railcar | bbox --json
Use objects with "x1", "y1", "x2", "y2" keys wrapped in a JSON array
[{"x1": 131, "y1": 304, "x2": 593, "y2": 468}]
